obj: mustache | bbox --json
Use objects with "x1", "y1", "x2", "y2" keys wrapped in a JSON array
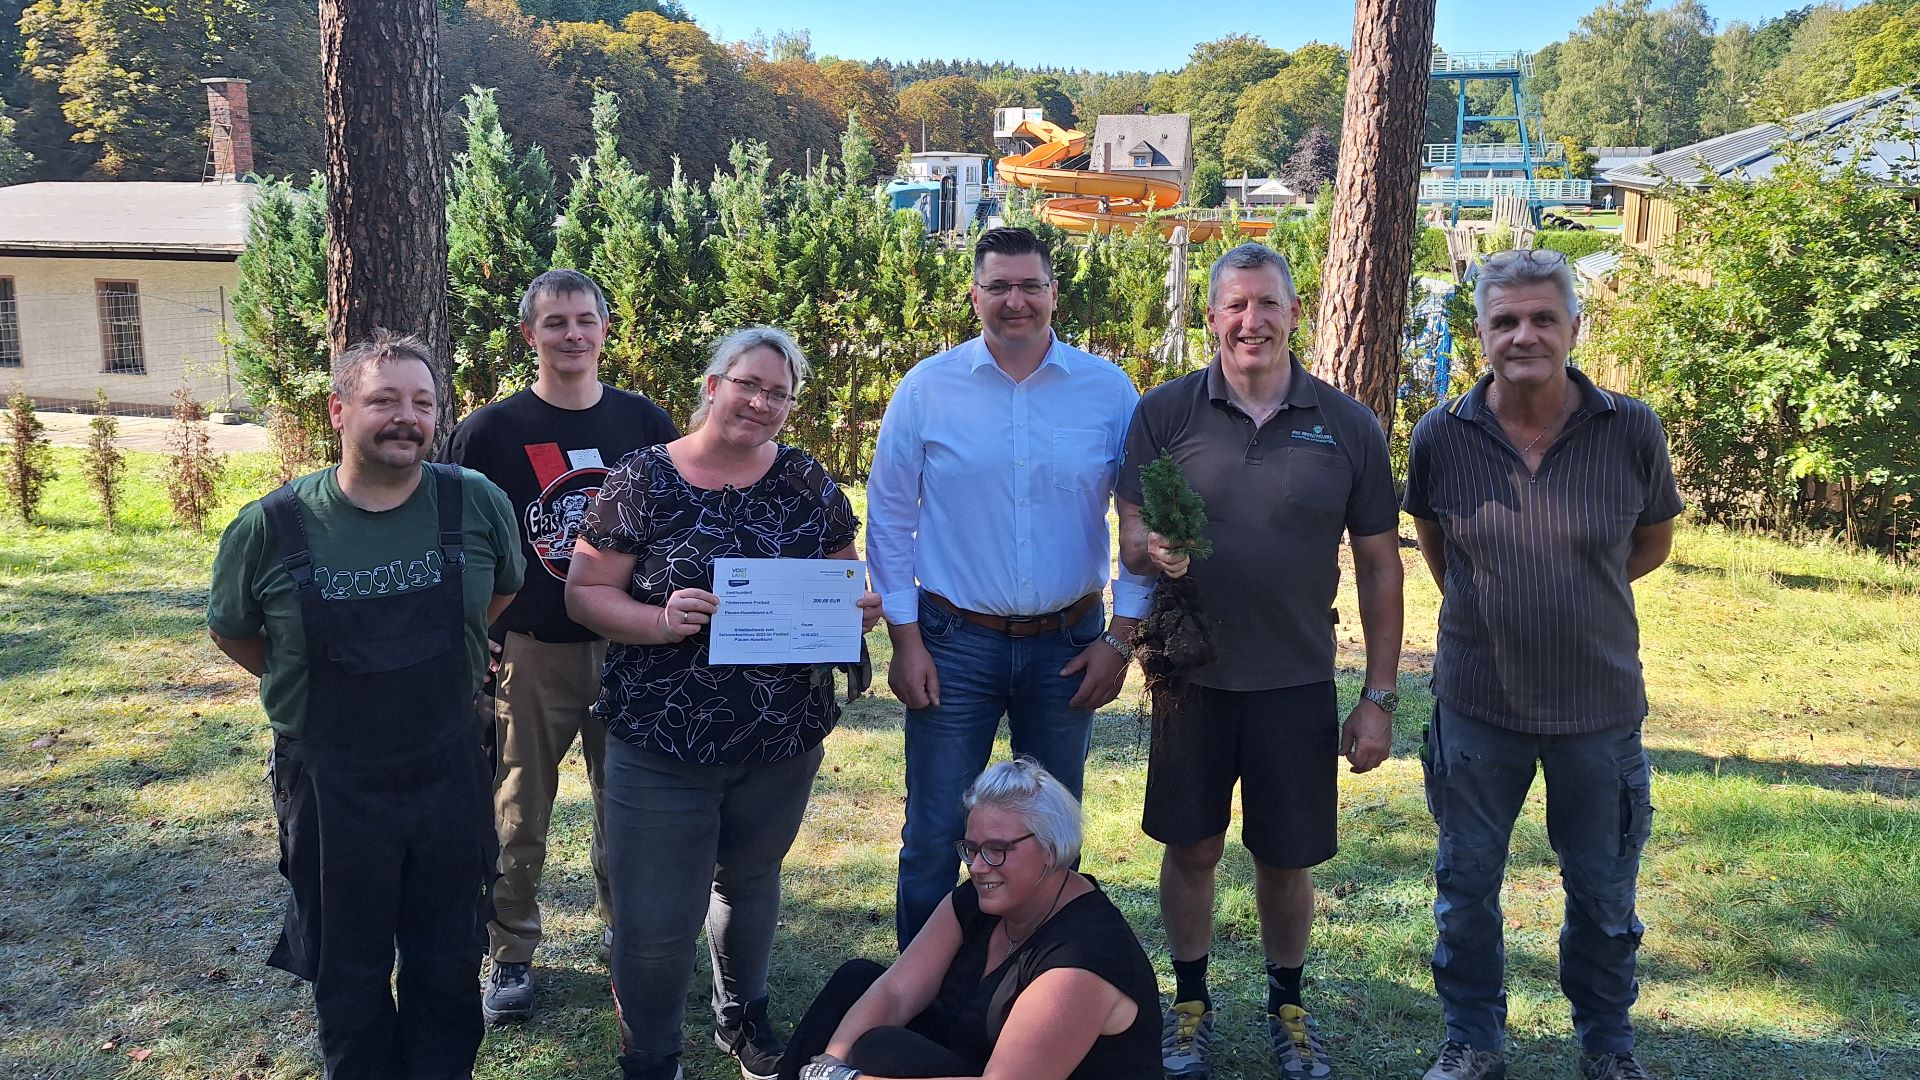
[{"x1": 376, "y1": 426, "x2": 424, "y2": 444}]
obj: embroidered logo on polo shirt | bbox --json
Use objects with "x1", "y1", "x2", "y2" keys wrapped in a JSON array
[{"x1": 1290, "y1": 425, "x2": 1336, "y2": 446}]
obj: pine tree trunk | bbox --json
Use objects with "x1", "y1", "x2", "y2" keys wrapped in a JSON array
[
  {"x1": 319, "y1": 0, "x2": 452, "y2": 447},
  {"x1": 1316, "y1": 0, "x2": 1438, "y2": 435}
]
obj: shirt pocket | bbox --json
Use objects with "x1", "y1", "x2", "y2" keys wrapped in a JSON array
[
  {"x1": 1051, "y1": 427, "x2": 1113, "y2": 493},
  {"x1": 1283, "y1": 446, "x2": 1352, "y2": 520}
]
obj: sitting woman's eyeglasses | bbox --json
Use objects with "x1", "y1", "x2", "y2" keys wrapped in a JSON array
[
  {"x1": 956, "y1": 832, "x2": 1036, "y2": 867},
  {"x1": 719, "y1": 375, "x2": 795, "y2": 407},
  {"x1": 974, "y1": 280, "x2": 1053, "y2": 298}
]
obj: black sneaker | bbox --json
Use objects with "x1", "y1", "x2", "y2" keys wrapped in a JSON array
[
  {"x1": 714, "y1": 995, "x2": 786, "y2": 1080},
  {"x1": 1581, "y1": 1051, "x2": 1656, "y2": 1080},
  {"x1": 480, "y1": 959, "x2": 533, "y2": 1024}
]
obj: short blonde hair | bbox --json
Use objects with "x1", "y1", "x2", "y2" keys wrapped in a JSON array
[
  {"x1": 687, "y1": 326, "x2": 810, "y2": 432},
  {"x1": 962, "y1": 757, "x2": 1083, "y2": 868}
]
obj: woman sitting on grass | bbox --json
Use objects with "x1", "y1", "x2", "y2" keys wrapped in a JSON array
[{"x1": 783, "y1": 758, "x2": 1160, "y2": 1080}]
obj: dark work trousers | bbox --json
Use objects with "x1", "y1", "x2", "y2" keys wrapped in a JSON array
[
  {"x1": 263, "y1": 464, "x2": 495, "y2": 1079},
  {"x1": 776, "y1": 960, "x2": 976, "y2": 1080}
]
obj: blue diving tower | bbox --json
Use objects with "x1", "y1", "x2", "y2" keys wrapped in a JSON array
[{"x1": 1425, "y1": 49, "x2": 1591, "y2": 224}]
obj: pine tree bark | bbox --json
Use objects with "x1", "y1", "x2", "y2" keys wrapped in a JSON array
[
  {"x1": 319, "y1": 0, "x2": 452, "y2": 445},
  {"x1": 1316, "y1": 0, "x2": 1438, "y2": 435}
]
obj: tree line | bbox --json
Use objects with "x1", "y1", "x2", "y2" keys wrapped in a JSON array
[
  {"x1": 231, "y1": 88, "x2": 1325, "y2": 485},
  {"x1": 10, "y1": 1, "x2": 1911, "y2": 196}
]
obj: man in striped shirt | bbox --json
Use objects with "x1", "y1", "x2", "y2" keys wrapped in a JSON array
[{"x1": 1403, "y1": 249, "x2": 1682, "y2": 1080}]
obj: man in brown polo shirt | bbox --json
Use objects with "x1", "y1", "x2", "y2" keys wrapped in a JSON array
[
  {"x1": 1117, "y1": 243, "x2": 1405, "y2": 1080},
  {"x1": 1403, "y1": 248, "x2": 1680, "y2": 1080}
]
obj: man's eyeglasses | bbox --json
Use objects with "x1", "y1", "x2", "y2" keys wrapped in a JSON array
[
  {"x1": 1483, "y1": 247, "x2": 1568, "y2": 267},
  {"x1": 975, "y1": 279, "x2": 1053, "y2": 298},
  {"x1": 956, "y1": 832, "x2": 1036, "y2": 867},
  {"x1": 719, "y1": 375, "x2": 796, "y2": 407}
]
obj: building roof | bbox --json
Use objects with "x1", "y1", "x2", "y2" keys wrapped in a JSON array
[
  {"x1": 1603, "y1": 87, "x2": 1918, "y2": 191},
  {"x1": 1091, "y1": 113, "x2": 1192, "y2": 170},
  {"x1": 0, "y1": 181, "x2": 259, "y2": 257},
  {"x1": 1573, "y1": 250, "x2": 1622, "y2": 282},
  {"x1": 1591, "y1": 148, "x2": 1653, "y2": 174}
]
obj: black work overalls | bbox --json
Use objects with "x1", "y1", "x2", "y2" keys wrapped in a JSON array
[{"x1": 263, "y1": 463, "x2": 495, "y2": 1080}]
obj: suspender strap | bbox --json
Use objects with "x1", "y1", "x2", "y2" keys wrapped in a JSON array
[
  {"x1": 262, "y1": 485, "x2": 316, "y2": 593},
  {"x1": 429, "y1": 462, "x2": 466, "y2": 567}
]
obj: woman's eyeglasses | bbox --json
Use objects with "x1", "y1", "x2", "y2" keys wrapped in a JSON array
[
  {"x1": 719, "y1": 375, "x2": 795, "y2": 407},
  {"x1": 956, "y1": 832, "x2": 1036, "y2": 867}
]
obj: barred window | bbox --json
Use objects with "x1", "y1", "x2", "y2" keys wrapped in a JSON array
[
  {"x1": 96, "y1": 281, "x2": 146, "y2": 375},
  {"x1": 0, "y1": 278, "x2": 19, "y2": 367}
]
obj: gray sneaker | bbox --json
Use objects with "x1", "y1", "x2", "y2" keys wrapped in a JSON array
[
  {"x1": 480, "y1": 959, "x2": 534, "y2": 1024},
  {"x1": 1424, "y1": 1041, "x2": 1506, "y2": 1080},
  {"x1": 1268, "y1": 1004, "x2": 1334, "y2": 1078},
  {"x1": 1160, "y1": 1000, "x2": 1215, "y2": 1079},
  {"x1": 1581, "y1": 1051, "x2": 1655, "y2": 1080}
]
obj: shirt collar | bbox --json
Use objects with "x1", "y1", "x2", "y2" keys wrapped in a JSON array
[
  {"x1": 1447, "y1": 365, "x2": 1616, "y2": 423},
  {"x1": 1205, "y1": 351, "x2": 1320, "y2": 412},
  {"x1": 969, "y1": 332, "x2": 1071, "y2": 376}
]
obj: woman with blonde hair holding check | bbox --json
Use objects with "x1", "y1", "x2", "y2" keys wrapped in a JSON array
[{"x1": 566, "y1": 326, "x2": 882, "y2": 1080}]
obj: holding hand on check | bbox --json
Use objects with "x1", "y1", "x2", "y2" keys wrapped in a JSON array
[{"x1": 562, "y1": 326, "x2": 879, "y2": 1080}]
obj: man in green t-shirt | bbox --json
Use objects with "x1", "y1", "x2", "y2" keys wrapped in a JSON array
[{"x1": 208, "y1": 332, "x2": 524, "y2": 1079}]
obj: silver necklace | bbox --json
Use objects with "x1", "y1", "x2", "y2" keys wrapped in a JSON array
[{"x1": 1491, "y1": 383, "x2": 1572, "y2": 456}]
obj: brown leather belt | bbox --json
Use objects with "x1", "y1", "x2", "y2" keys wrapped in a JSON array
[{"x1": 923, "y1": 591, "x2": 1100, "y2": 638}]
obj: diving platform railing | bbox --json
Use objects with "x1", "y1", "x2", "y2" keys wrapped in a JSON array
[
  {"x1": 1419, "y1": 178, "x2": 1592, "y2": 203},
  {"x1": 1424, "y1": 143, "x2": 1563, "y2": 165},
  {"x1": 1429, "y1": 50, "x2": 1531, "y2": 76}
]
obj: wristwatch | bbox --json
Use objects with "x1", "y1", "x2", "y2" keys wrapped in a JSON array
[
  {"x1": 1100, "y1": 631, "x2": 1135, "y2": 660},
  {"x1": 1361, "y1": 686, "x2": 1400, "y2": 714}
]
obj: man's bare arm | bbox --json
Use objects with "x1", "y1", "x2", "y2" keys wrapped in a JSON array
[
  {"x1": 210, "y1": 630, "x2": 267, "y2": 677},
  {"x1": 1627, "y1": 519, "x2": 1675, "y2": 581},
  {"x1": 1410, "y1": 516, "x2": 1447, "y2": 592}
]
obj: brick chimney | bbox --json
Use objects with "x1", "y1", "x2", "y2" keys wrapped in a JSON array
[{"x1": 201, "y1": 77, "x2": 255, "y2": 181}]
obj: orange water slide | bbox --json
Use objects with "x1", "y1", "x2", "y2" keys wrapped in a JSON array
[{"x1": 996, "y1": 119, "x2": 1271, "y2": 240}]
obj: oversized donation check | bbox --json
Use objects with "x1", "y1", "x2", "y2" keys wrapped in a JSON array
[{"x1": 708, "y1": 558, "x2": 865, "y2": 665}]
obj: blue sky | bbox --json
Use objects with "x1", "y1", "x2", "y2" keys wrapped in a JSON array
[{"x1": 681, "y1": 0, "x2": 1816, "y2": 71}]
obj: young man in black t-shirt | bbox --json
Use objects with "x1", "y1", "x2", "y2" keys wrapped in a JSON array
[{"x1": 444, "y1": 269, "x2": 679, "y2": 1024}]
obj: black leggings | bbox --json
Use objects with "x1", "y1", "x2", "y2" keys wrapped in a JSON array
[{"x1": 778, "y1": 960, "x2": 978, "y2": 1080}]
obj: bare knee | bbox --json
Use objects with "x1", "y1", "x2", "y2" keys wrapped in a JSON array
[
  {"x1": 1163, "y1": 834, "x2": 1228, "y2": 877},
  {"x1": 1253, "y1": 860, "x2": 1312, "y2": 898}
]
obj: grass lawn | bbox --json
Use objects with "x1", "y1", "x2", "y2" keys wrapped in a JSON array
[{"x1": 3, "y1": 448, "x2": 1918, "y2": 1078}]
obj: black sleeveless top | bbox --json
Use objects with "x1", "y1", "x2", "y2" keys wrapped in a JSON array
[{"x1": 917, "y1": 876, "x2": 1160, "y2": 1079}]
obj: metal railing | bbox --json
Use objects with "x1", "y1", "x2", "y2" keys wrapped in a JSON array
[
  {"x1": 1430, "y1": 50, "x2": 1532, "y2": 75},
  {"x1": 1424, "y1": 143, "x2": 1564, "y2": 165},
  {"x1": 1419, "y1": 179, "x2": 1592, "y2": 202}
]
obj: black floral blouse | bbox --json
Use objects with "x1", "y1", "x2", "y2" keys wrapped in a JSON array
[{"x1": 583, "y1": 444, "x2": 861, "y2": 765}]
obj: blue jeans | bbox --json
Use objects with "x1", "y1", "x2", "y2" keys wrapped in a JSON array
[
  {"x1": 895, "y1": 591, "x2": 1105, "y2": 948},
  {"x1": 1423, "y1": 701, "x2": 1654, "y2": 1056}
]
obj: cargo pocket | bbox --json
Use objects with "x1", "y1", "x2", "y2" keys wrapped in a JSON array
[
  {"x1": 1420, "y1": 709, "x2": 1443, "y2": 825},
  {"x1": 265, "y1": 746, "x2": 320, "y2": 982},
  {"x1": 1616, "y1": 751, "x2": 1654, "y2": 858}
]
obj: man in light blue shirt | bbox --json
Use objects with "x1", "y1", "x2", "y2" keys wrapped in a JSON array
[{"x1": 868, "y1": 226, "x2": 1153, "y2": 948}]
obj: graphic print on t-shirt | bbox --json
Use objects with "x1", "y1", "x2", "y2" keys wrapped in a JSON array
[{"x1": 523, "y1": 443, "x2": 610, "y2": 581}]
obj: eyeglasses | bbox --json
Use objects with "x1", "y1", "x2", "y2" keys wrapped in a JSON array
[
  {"x1": 719, "y1": 375, "x2": 795, "y2": 407},
  {"x1": 956, "y1": 832, "x2": 1036, "y2": 867},
  {"x1": 1483, "y1": 247, "x2": 1568, "y2": 267},
  {"x1": 974, "y1": 279, "x2": 1053, "y2": 298}
]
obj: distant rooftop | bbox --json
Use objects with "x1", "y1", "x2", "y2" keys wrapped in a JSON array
[
  {"x1": 1604, "y1": 87, "x2": 1918, "y2": 191},
  {"x1": 0, "y1": 181, "x2": 259, "y2": 258}
]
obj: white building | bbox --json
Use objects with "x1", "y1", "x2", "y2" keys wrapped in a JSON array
[
  {"x1": 0, "y1": 78, "x2": 256, "y2": 413},
  {"x1": 900, "y1": 151, "x2": 989, "y2": 229}
]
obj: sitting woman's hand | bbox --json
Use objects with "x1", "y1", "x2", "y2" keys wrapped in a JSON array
[
  {"x1": 799, "y1": 1055, "x2": 862, "y2": 1079},
  {"x1": 856, "y1": 590, "x2": 883, "y2": 634}
]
